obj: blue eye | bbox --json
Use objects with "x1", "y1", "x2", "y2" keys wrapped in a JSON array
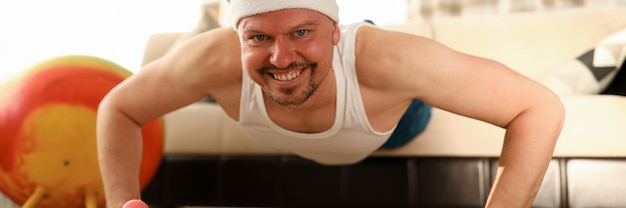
[
  {"x1": 253, "y1": 35, "x2": 266, "y2": 41},
  {"x1": 295, "y1": 30, "x2": 307, "y2": 36}
]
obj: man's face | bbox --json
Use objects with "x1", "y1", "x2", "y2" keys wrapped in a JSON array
[{"x1": 237, "y1": 9, "x2": 340, "y2": 107}]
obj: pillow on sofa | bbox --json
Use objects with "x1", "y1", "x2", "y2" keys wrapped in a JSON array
[
  {"x1": 542, "y1": 28, "x2": 626, "y2": 95},
  {"x1": 602, "y1": 54, "x2": 626, "y2": 96}
]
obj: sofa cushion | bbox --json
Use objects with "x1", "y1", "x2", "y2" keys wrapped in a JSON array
[{"x1": 542, "y1": 28, "x2": 626, "y2": 95}]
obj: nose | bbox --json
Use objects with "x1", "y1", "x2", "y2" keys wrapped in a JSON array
[{"x1": 269, "y1": 37, "x2": 296, "y2": 69}]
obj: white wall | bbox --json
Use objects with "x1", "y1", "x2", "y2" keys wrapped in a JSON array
[{"x1": 0, "y1": 0, "x2": 201, "y2": 84}]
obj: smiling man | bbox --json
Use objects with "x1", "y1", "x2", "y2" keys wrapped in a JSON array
[{"x1": 97, "y1": 0, "x2": 565, "y2": 207}]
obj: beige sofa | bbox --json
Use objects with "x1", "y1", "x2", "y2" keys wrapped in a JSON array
[
  {"x1": 148, "y1": 7, "x2": 626, "y2": 158},
  {"x1": 140, "y1": 7, "x2": 626, "y2": 208}
]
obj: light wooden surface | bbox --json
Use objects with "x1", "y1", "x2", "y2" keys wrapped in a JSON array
[{"x1": 0, "y1": 192, "x2": 17, "y2": 208}]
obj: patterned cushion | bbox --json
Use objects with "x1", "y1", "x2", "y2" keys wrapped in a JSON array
[{"x1": 543, "y1": 28, "x2": 626, "y2": 95}]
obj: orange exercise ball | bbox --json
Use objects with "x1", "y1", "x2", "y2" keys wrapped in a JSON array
[{"x1": 0, "y1": 55, "x2": 164, "y2": 208}]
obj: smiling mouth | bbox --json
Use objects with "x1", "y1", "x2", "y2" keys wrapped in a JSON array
[{"x1": 271, "y1": 68, "x2": 304, "y2": 81}]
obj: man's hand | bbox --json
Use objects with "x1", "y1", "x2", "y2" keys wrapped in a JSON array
[{"x1": 121, "y1": 199, "x2": 149, "y2": 208}]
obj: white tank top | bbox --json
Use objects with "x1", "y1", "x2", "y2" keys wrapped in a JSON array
[{"x1": 237, "y1": 22, "x2": 393, "y2": 165}]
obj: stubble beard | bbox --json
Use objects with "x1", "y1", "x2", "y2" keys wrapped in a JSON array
[
  {"x1": 261, "y1": 62, "x2": 330, "y2": 107},
  {"x1": 265, "y1": 78, "x2": 320, "y2": 107}
]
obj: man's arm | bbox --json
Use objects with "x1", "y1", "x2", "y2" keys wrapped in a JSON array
[
  {"x1": 358, "y1": 26, "x2": 565, "y2": 207},
  {"x1": 97, "y1": 92, "x2": 144, "y2": 208},
  {"x1": 97, "y1": 27, "x2": 241, "y2": 208},
  {"x1": 97, "y1": 58, "x2": 207, "y2": 207}
]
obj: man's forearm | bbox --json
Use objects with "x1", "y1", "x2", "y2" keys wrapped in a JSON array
[
  {"x1": 485, "y1": 105, "x2": 564, "y2": 207},
  {"x1": 97, "y1": 108, "x2": 145, "y2": 208}
]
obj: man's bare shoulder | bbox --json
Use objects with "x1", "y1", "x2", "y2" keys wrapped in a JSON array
[
  {"x1": 353, "y1": 25, "x2": 464, "y2": 104},
  {"x1": 168, "y1": 27, "x2": 241, "y2": 67},
  {"x1": 355, "y1": 25, "x2": 439, "y2": 65},
  {"x1": 162, "y1": 27, "x2": 242, "y2": 86},
  {"x1": 354, "y1": 26, "x2": 436, "y2": 89},
  {"x1": 139, "y1": 26, "x2": 243, "y2": 110}
]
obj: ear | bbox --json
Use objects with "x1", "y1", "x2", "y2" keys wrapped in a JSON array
[{"x1": 332, "y1": 23, "x2": 340, "y2": 45}]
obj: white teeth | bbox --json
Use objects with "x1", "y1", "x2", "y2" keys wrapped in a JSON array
[{"x1": 273, "y1": 70, "x2": 301, "y2": 81}]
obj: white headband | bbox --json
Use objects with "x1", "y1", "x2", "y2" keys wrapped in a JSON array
[{"x1": 229, "y1": 0, "x2": 339, "y2": 29}]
